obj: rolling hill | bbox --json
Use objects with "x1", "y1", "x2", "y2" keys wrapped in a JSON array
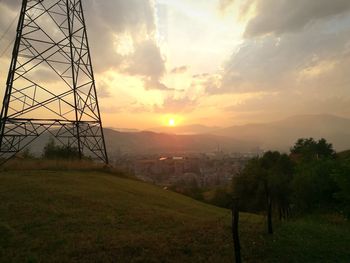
[
  {"x1": 0, "y1": 169, "x2": 349, "y2": 262},
  {"x1": 26, "y1": 129, "x2": 255, "y2": 157},
  {"x1": 103, "y1": 129, "x2": 256, "y2": 156},
  {"x1": 0, "y1": 170, "x2": 263, "y2": 262},
  {"x1": 23, "y1": 114, "x2": 350, "y2": 156},
  {"x1": 212, "y1": 114, "x2": 350, "y2": 152}
]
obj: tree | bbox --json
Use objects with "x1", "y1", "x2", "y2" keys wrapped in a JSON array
[
  {"x1": 233, "y1": 151, "x2": 294, "y2": 234},
  {"x1": 290, "y1": 138, "x2": 338, "y2": 211},
  {"x1": 42, "y1": 138, "x2": 80, "y2": 160},
  {"x1": 291, "y1": 138, "x2": 335, "y2": 162},
  {"x1": 261, "y1": 152, "x2": 294, "y2": 232},
  {"x1": 22, "y1": 148, "x2": 35, "y2": 159},
  {"x1": 263, "y1": 152, "x2": 294, "y2": 220},
  {"x1": 232, "y1": 158, "x2": 266, "y2": 212},
  {"x1": 210, "y1": 187, "x2": 232, "y2": 208},
  {"x1": 332, "y1": 159, "x2": 350, "y2": 218},
  {"x1": 292, "y1": 159, "x2": 337, "y2": 211}
]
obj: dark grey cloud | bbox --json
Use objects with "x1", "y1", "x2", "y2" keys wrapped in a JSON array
[
  {"x1": 85, "y1": 0, "x2": 167, "y2": 90},
  {"x1": 0, "y1": 0, "x2": 168, "y2": 91},
  {"x1": 205, "y1": 1, "x2": 350, "y2": 120},
  {"x1": 87, "y1": 0, "x2": 155, "y2": 33},
  {"x1": 126, "y1": 39, "x2": 165, "y2": 78},
  {"x1": 225, "y1": 91, "x2": 350, "y2": 120},
  {"x1": 244, "y1": 0, "x2": 350, "y2": 37},
  {"x1": 83, "y1": 0, "x2": 157, "y2": 72},
  {"x1": 207, "y1": 14, "x2": 350, "y2": 95},
  {"x1": 123, "y1": 39, "x2": 170, "y2": 91}
]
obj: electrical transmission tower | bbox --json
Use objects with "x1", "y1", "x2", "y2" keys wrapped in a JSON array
[{"x1": 0, "y1": 0, "x2": 108, "y2": 164}]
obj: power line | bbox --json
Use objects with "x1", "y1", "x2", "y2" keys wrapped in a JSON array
[
  {"x1": 0, "y1": 11, "x2": 19, "y2": 59},
  {"x1": 0, "y1": 14, "x2": 18, "y2": 43},
  {"x1": 0, "y1": 38, "x2": 14, "y2": 58}
]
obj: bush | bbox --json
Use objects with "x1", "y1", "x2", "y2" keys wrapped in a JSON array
[
  {"x1": 210, "y1": 187, "x2": 232, "y2": 208},
  {"x1": 292, "y1": 159, "x2": 338, "y2": 210},
  {"x1": 43, "y1": 138, "x2": 80, "y2": 160},
  {"x1": 332, "y1": 160, "x2": 350, "y2": 218}
]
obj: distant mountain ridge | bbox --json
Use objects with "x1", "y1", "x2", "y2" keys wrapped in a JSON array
[
  {"x1": 24, "y1": 114, "x2": 350, "y2": 156},
  {"x1": 146, "y1": 124, "x2": 221, "y2": 135},
  {"x1": 103, "y1": 129, "x2": 256, "y2": 156},
  {"x1": 25, "y1": 129, "x2": 256, "y2": 157},
  {"x1": 212, "y1": 114, "x2": 350, "y2": 151}
]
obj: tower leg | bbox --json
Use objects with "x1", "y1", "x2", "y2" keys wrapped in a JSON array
[{"x1": 0, "y1": 0, "x2": 109, "y2": 164}]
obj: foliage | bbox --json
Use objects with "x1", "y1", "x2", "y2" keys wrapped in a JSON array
[
  {"x1": 21, "y1": 148, "x2": 35, "y2": 159},
  {"x1": 262, "y1": 152, "x2": 294, "y2": 217},
  {"x1": 337, "y1": 149, "x2": 350, "y2": 160},
  {"x1": 292, "y1": 159, "x2": 338, "y2": 210},
  {"x1": 232, "y1": 157, "x2": 266, "y2": 212},
  {"x1": 232, "y1": 151, "x2": 294, "y2": 233},
  {"x1": 288, "y1": 138, "x2": 341, "y2": 211},
  {"x1": 332, "y1": 159, "x2": 350, "y2": 217},
  {"x1": 290, "y1": 138, "x2": 335, "y2": 161},
  {"x1": 42, "y1": 138, "x2": 80, "y2": 160},
  {"x1": 234, "y1": 137, "x2": 350, "y2": 220},
  {"x1": 168, "y1": 176, "x2": 204, "y2": 201},
  {"x1": 233, "y1": 151, "x2": 294, "y2": 215},
  {"x1": 209, "y1": 187, "x2": 232, "y2": 208}
]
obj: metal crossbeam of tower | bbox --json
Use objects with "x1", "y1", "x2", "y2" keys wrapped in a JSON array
[{"x1": 0, "y1": 0, "x2": 109, "y2": 164}]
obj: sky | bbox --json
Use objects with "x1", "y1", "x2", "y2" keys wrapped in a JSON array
[{"x1": 0, "y1": 0, "x2": 350, "y2": 129}]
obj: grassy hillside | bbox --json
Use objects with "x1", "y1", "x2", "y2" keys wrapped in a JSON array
[
  {"x1": 0, "y1": 170, "x2": 349, "y2": 262},
  {"x1": 264, "y1": 214, "x2": 350, "y2": 263},
  {"x1": 0, "y1": 170, "x2": 264, "y2": 263},
  {"x1": 338, "y1": 149, "x2": 350, "y2": 159}
]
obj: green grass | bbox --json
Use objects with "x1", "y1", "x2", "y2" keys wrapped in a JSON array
[
  {"x1": 262, "y1": 214, "x2": 350, "y2": 263},
  {"x1": 0, "y1": 170, "x2": 266, "y2": 263},
  {"x1": 0, "y1": 170, "x2": 349, "y2": 262}
]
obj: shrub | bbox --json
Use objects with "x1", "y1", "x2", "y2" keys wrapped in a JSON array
[{"x1": 43, "y1": 138, "x2": 80, "y2": 160}]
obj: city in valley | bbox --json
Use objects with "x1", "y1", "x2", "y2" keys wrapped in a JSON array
[{"x1": 115, "y1": 151, "x2": 257, "y2": 188}]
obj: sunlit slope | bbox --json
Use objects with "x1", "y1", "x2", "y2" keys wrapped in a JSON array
[{"x1": 0, "y1": 171, "x2": 263, "y2": 263}]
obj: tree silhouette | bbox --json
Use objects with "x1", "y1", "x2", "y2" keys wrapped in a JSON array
[{"x1": 291, "y1": 138, "x2": 335, "y2": 161}]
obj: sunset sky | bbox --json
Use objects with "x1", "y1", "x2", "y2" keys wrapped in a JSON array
[{"x1": 0, "y1": 0, "x2": 350, "y2": 129}]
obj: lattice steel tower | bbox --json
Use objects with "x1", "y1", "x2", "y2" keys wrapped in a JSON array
[{"x1": 0, "y1": 0, "x2": 108, "y2": 164}]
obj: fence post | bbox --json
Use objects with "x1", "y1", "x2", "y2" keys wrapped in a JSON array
[
  {"x1": 267, "y1": 195, "x2": 273, "y2": 234},
  {"x1": 232, "y1": 198, "x2": 242, "y2": 263}
]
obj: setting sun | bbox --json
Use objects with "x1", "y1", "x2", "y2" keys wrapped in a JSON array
[{"x1": 168, "y1": 118, "x2": 176, "y2": 127}]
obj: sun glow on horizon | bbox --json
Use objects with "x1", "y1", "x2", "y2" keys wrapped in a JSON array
[
  {"x1": 168, "y1": 118, "x2": 176, "y2": 127},
  {"x1": 161, "y1": 114, "x2": 183, "y2": 127}
]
